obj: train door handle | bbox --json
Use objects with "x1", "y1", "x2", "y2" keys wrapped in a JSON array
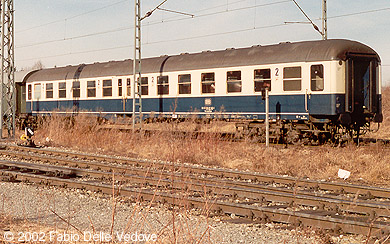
[{"x1": 305, "y1": 89, "x2": 309, "y2": 112}]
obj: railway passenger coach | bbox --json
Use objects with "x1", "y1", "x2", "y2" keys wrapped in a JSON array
[{"x1": 20, "y1": 39, "x2": 382, "y2": 142}]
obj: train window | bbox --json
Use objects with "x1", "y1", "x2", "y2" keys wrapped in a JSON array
[
  {"x1": 28, "y1": 84, "x2": 32, "y2": 100},
  {"x1": 178, "y1": 74, "x2": 191, "y2": 94},
  {"x1": 72, "y1": 81, "x2": 80, "y2": 98},
  {"x1": 254, "y1": 69, "x2": 271, "y2": 92},
  {"x1": 103, "y1": 79, "x2": 112, "y2": 97},
  {"x1": 227, "y1": 71, "x2": 241, "y2": 93},
  {"x1": 46, "y1": 83, "x2": 53, "y2": 99},
  {"x1": 127, "y1": 78, "x2": 131, "y2": 96},
  {"x1": 157, "y1": 76, "x2": 169, "y2": 95},
  {"x1": 201, "y1": 72, "x2": 215, "y2": 94},
  {"x1": 141, "y1": 77, "x2": 148, "y2": 95},
  {"x1": 87, "y1": 81, "x2": 96, "y2": 97},
  {"x1": 118, "y1": 79, "x2": 122, "y2": 97},
  {"x1": 283, "y1": 67, "x2": 301, "y2": 91},
  {"x1": 34, "y1": 84, "x2": 41, "y2": 99},
  {"x1": 59, "y1": 82, "x2": 66, "y2": 98},
  {"x1": 311, "y1": 65, "x2": 324, "y2": 91}
]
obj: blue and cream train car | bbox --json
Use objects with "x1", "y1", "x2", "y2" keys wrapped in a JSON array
[{"x1": 22, "y1": 39, "x2": 382, "y2": 141}]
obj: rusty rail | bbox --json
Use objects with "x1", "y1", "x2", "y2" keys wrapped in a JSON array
[
  {"x1": 1, "y1": 169, "x2": 389, "y2": 238},
  {"x1": 1, "y1": 158, "x2": 389, "y2": 218},
  {"x1": 1, "y1": 145, "x2": 390, "y2": 238},
  {"x1": 4, "y1": 145, "x2": 390, "y2": 199}
]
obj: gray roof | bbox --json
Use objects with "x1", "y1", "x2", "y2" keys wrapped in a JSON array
[
  {"x1": 25, "y1": 39, "x2": 380, "y2": 83},
  {"x1": 16, "y1": 69, "x2": 41, "y2": 84}
]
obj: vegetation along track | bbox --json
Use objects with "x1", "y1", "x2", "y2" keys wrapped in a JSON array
[
  {"x1": 1, "y1": 144, "x2": 390, "y2": 239},
  {"x1": 98, "y1": 124, "x2": 390, "y2": 146}
]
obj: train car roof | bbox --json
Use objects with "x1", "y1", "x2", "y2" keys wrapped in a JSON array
[
  {"x1": 15, "y1": 69, "x2": 39, "y2": 84},
  {"x1": 25, "y1": 39, "x2": 380, "y2": 82}
]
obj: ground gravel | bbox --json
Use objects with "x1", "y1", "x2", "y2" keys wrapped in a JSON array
[{"x1": 0, "y1": 182, "x2": 368, "y2": 243}]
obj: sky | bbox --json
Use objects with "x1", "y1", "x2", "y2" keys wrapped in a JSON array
[{"x1": 15, "y1": 0, "x2": 390, "y2": 86}]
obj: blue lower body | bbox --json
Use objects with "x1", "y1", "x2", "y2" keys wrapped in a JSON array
[{"x1": 26, "y1": 94, "x2": 345, "y2": 120}]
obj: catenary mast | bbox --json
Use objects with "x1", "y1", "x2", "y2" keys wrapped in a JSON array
[
  {"x1": 0, "y1": 0, "x2": 15, "y2": 139},
  {"x1": 322, "y1": 0, "x2": 327, "y2": 40}
]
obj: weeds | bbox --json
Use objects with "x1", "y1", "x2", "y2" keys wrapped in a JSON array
[
  {"x1": 32, "y1": 111, "x2": 390, "y2": 186},
  {"x1": 11, "y1": 87, "x2": 389, "y2": 242}
]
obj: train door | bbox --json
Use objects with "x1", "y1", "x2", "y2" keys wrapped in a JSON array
[
  {"x1": 306, "y1": 64, "x2": 325, "y2": 115},
  {"x1": 27, "y1": 84, "x2": 32, "y2": 113},
  {"x1": 16, "y1": 83, "x2": 26, "y2": 114},
  {"x1": 345, "y1": 56, "x2": 378, "y2": 125}
]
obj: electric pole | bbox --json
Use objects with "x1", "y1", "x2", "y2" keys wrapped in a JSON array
[
  {"x1": 132, "y1": 0, "x2": 168, "y2": 130},
  {"x1": 322, "y1": 0, "x2": 327, "y2": 40},
  {"x1": 0, "y1": 0, "x2": 15, "y2": 139},
  {"x1": 132, "y1": 0, "x2": 142, "y2": 131},
  {"x1": 131, "y1": 0, "x2": 191, "y2": 130}
]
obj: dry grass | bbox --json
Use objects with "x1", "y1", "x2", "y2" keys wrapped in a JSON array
[
  {"x1": 141, "y1": 119, "x2": 236, "y2": 133},
  {"x1": 366, "y1": 87, "x2": 390, "y2": 138},
  {"x1": 30, "y1": 88, "x2": 390, "y2": 187},
  {"x1": 7, "y1": 91, "x2": 390, "y2": 243}
]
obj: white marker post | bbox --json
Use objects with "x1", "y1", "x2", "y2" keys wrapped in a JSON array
[{"x1": 265, "y1": 88, "x2": 269, "y2": 147}]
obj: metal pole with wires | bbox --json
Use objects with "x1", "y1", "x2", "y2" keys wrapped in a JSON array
[
  {"x1": 0, "y1": 0, "x2": 15, "y2": 139},
  {"x1": 131, "y1": 0, "x2": 192, "y2": 130},
  {"x1": 132, "y1": 0, "x2": 168, "y2": 131},
  {"x1": 322, "y1": 0, "x2": 327, "y2": 40},
  {"x1": 132, "y1": 0, "x2": 141, "y2": 131}
]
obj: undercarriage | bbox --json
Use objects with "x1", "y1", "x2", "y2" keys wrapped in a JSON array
[{"x1": 235, "y1": 118, "x2": 377, "y2": 146}]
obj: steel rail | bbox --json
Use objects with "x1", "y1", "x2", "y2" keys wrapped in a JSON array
[
  {"x1": 1, "y1": 169, "x2": 389, "y2": 238},
  {"x1": 4, "y1": 145, "x2": 390, "y2": 199},
  {"x1": 1, "y1": 159, "x2": 389, "y2": 218},
  {"x1": 0, "y1": 159, "x2": 77, "y2": 176}
]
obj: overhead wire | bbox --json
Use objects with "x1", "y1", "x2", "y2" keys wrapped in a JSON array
[
  {"x1": 17, "y1": 2, "x2": 390, "y2": 50},
  {"x1": 17, "y1": 26, "x2": 131, "y2": 49},
  {"x1": 143, "y1": 0, "x2": 290, "y2": 27},
  {"x1": 18, "y1": 45, "x2": 132, "y2": 62},
  {"x1": 291, "y1": 0, "x2": 323, "y2": 37},
  {"x1": 327, "y1": 7, "x2": 390, "y2": 20},
  {"x1": 17, "y1": 0, "x2": 128, "y2": 34},
  {"x1": 16, "y1": 3, "x2": 390, "y2": 63},
  {"x1": 144, "y1": 23, "x2": 286, "y2": 46},
  {"x1": 16, "y1": 0, "x2": 248, "y2": 34},
  {"x1": 17, "y1": 23, "x2": 287, "y2": 62},
  {"x1": 16, "y1": 0, "x2": 291, "y2": 49}
]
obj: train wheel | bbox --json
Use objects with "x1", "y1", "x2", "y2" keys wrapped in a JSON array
[
  {"x1": 318, "y1": 133, "x2": 329, "y2": 145},
  {"x1": 285, "y1": 129, "x2": 301, "y2": 145}
]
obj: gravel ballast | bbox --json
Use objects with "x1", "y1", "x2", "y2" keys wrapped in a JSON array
[{"x1": 0, "y1": 181, "x2": 370, "y2": 243}]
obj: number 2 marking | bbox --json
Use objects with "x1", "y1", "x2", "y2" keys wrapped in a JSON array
[{"x1": 275, "y1": 68, "x2": 279, "y2": 76}]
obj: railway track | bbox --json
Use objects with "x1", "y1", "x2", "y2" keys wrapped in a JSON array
[{"x1": 1, "y1": 144, "x2": 390, "y2": 240}]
